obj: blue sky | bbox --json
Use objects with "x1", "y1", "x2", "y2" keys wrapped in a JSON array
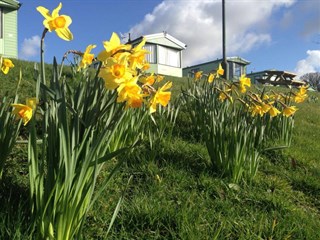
[{"x1": 18, "y1": 0, "x2": 320, "y2": 76}]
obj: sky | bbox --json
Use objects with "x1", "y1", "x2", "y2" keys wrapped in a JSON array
[{"x1": 18, "y1": 0, "x2": 320, "y2": 77}]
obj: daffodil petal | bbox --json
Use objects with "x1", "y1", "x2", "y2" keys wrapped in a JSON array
[
  {"x1": 55, "y1": 27, "x2": 73, "y2": 41},
  {"x1": 52, "y1": 2, "x2": 62, "y2": 18},
  {"x1": 36, "y1": 6, "x2": 51, "y2": 19},
  {"x1": 160, "y1": 81, "x2": 172, "y2": 91}
]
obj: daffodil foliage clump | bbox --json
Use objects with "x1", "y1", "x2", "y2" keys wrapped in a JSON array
[
  {"x1": 182, "y1": 67, "x2": 308, "y2": 183},
  {"x1": 1, "y1": 2, "x2": 174, "y2": 240}
]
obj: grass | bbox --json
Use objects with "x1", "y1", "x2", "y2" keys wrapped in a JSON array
[{"x1": 1, "y1": 60, "x2": 320, "y2": 239}]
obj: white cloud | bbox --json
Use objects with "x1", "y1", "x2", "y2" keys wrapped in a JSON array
[
  {"x1": 19, "y1": 35, "x2": 42, "y2": 60},
  {"x1": 127, "y1": 0, "x2": 295, "y2": 67},
  {"x1": 295, "y1": 50, "x2": 320, "y2": 76}
]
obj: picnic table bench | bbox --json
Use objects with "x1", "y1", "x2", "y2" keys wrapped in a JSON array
[{"x1": 256, "y1": 70, "x2": 305, "y2": 87}]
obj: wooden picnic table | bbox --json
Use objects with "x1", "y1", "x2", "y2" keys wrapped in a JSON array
[{"x1": 256, "y1": 70, "x2": 305, "y2": 87}]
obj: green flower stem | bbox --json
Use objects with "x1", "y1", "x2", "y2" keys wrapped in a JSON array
[{"x1": 39, "y1": 28, "x2": 48, "y2": 99}]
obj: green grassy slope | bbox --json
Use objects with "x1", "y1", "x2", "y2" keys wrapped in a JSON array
[{"x1": 0, "y1": 61, "x2": 319, "y2": 239}]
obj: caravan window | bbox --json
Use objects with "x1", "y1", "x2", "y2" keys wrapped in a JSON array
[
  {"x1": 143, "y1": 44, "x2": 156, "y2": 64},
  {"x1": 158, "y1": 45, "x2": 180, "y2": 67}
]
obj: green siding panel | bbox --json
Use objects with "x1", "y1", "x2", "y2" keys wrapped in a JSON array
[
  {"x1": 157, "y1": 64, "x2": 182, "y2": 77},
  {"x1": 146, "y1": 64, "x2": 158, "y2": 74},
  {"x1": 145, "y1": 63, "x2": 182, "y2": 77},
  {"x1": 183, "y1": 61, "x2": 221, "y2": 77},
  {"x1": 183, "y1": 58, "x2": 250, "y2": 80},
  {"x1": 2, "y1": 8, "x2": 18, "y2": 58}
]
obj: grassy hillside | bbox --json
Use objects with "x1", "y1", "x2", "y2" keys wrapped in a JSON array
[
  {"x1": 1, "y1": 60, "x2": 319, "y2": 239},
  {"x1": 0, "y1": 59, "x2": 74, "y2": 100}
]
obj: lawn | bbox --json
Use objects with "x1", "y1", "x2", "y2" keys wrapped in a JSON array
[{"x1": 1, "y1": 60, "x2": 320, "y2": 239}]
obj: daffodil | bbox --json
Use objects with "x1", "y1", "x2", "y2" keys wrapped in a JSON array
[
  {"x1": 37, "y1": 2, "x2": 73, "y2": 41},
  {"x1": 261, "y1": 103, "x2": 271, "y2": 114},
  {"x1": 11, "y1": 98, "x2": 38, "y2": 126},
  {"x1": 11, "y1": 104, "x2": 33, "y2": 126},
  {"x1": 250, "y1": 104, "x2": 264, "y2": 117},
  {"x1": 97, "y1": 32, "x2": 131, "y2": 62},
  {"x1": 282, "y1": 106, "x2": 298, "y2": 117},
  {"x1": 117, "y1": 77, "x2": 144, "y2": 109},
  {"x1": 294, "y1": 86, "x2": 308, "y2": 103},
  {"x1": 208, "y1": 73, "x2": 215, "y2": 83},
  {"x1": 1, "y1": 58, "x2": 14, "y2": 74},
  {"x1": 129, "y1": 38, "x2": 149, "y2": 70},
  {"x1": 142, "y1": 63, "x2": 150, "y2": 71},
  {"x1": 194, "y1": 71, "x2": 203, "y2": 81},
  {"x1": 238, "y1": 85, "x2": 247, "y2": 93},
  {"x1": 140, "y1": 74, "x2": 156, "y2": 86},
  {"x1": 216, "y1": 64, "x2": 224, "y2": 77},
  {"x1": 239, "y1": 74, "x2": 251, "y2": 87},
  {"x1": 298, "y1": 85, "x2": 308, "y2": 95},
  {"x1": 218, "y1": 92, "x2": 227, "y2": 102},
  {"x1": 98, "y1": 57, "x2": 133, "y2": 90},
  {"x1": 218, "y1": 88, "x2": 232, "y2": 102},
  {"x1": 149, "y1": 81, "x2": 172, "y2": 113},
  {"x1": 294, "y1": 92, "x2": 307, "y2": 103},
  {"x1": 238, "y1": 74, "x2": 251, "y2": 93},
  {"x1": 269, "y1": 106, "x2": 281, "y2": 117},
  {"x1": 78, "y1": 44, "x2": 96, "y2": 70},
  {"x1": 156, "y1": 75, "x2": 164, "y2": 82}
]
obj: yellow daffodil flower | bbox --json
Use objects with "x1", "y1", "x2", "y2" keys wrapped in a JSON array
[
  {"x1": 194, "y1": 71, "x2": 203, "y2": 81},
  {"x1": 282, "y1": 106, "x2": 298, "y2": 117},
  {"x1": 98, "y1": 57, "x2": 133, "y2": 90},
  {"x1": 216, "y1": 64, "x2": 224, "y2": 77},
  {"x1": 129, "y1": 38, "x2": 149, "y2": 70},
  {"x1": 142, "y1": 63, "x2": 150, "y2": 71},
  {"x1": 261, "y1": 103, "x2": 271, "y2": 114},
  {"x1": 11, "y1": 98, "x2": 38, "y2": 126},
  {"x1": 238, "y1": 85, "x2": 247, "y2": 93},
  {"x1": 156, "y1": 75, "x2": 164, "y2": 82},
  {"x1": 1, "y1": 58, "x2": 14, "y2": 74},
  {"x1": 117, "y1": 77, "x2": 144, "y2": 109},
  {"x1": 238, "y1": 74, "x2": 251, "y2": 93},
  {"x1": 129, "y1": 50, "x2": 149, "y2": 70},
  {"x1": 294, "y1": 86, "x2": 308, "y2": 103},
  {"x1": 140, "y1": 74, "x2": 156, "y2": 86},
  {"x1": 239, "y1": 74, "x2": 251, "y2": 87},
  {"x1": 208, "y1": 73, "x2": 215, "y2": 83},
  {"x1": 97, "y1": 32, "x2": 131, "y2": 62},
  {"x1": 250, "y1": 104, "x2": 264, "y2": 117},
  {"x1": 149, "y1": 81, "x2": 172, "y2": 113},
  {"x1": 269, "y1": 106, "x2": 281, "y2": 117},
  {"x1": 37, "y1": 2, "x2": 73, "y2": 41},
  {"x1": 11, "y1": 104, "x2": 33, "y2": 126},
  {"x1": 294, "y1": 92, "x2": 307, "y2": 103},
  {"x1": 218, "y1": 92, "x2": 227, "y2": 101},
  {"x1": 218, "y1": 88, "x2": 232, "y2": 102},
  {"x1": 298, "y1": 85, "x2": 308, "y2": 95},
  {"x1": 78, "y1": 44, "x2": 96, "y2": 70}
]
